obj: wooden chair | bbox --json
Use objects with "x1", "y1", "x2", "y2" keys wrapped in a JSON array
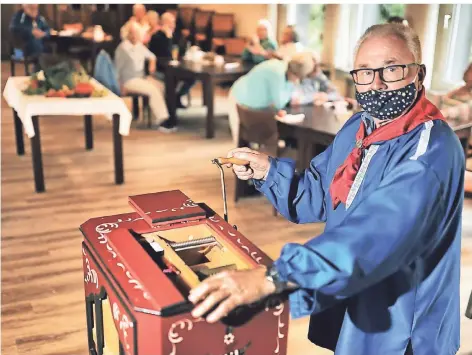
[
  {"x1": 9, "y1": 34, "x2": 41, "y2": 76},
  {"x1": 128, "y1": 93, "x2": 151, "y2": 126},
  {"x1": 235, "y1": 105, "x2": 281, "y2": 216},
  {"x1": 211, "y1": 13, "x2": 235, "y2": 52},
  {"x1": 222, "y1": 37, "x2": 247, "y2": 57}
]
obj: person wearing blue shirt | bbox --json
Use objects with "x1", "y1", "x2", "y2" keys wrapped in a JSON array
[
  {"x1": 189, "y1": 24, "x2": 464, "y2": 355},
  {"x1": 227, "y1": 53, "x2": 314, "y2": 144},
  {"x1": 9, "y1": 4, "x2": 50, "y2": 59},
  {"x1": 291, "y1": 52, "x2": 343, "y2": 106}
]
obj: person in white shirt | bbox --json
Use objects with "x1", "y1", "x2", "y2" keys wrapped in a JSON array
[
  {"x1": 120, "y1": 4, "x2": 151, "y2": 45},
  {"x1": 273, "y1": 25, "x2": 304, "y2": 61},
  {"x1": 115, "y1": 24, "x2": 169, "y2": 127}
]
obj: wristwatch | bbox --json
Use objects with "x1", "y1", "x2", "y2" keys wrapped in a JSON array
[{"x1": 265, "y1": 264, "x2": 287, "y2": 294}]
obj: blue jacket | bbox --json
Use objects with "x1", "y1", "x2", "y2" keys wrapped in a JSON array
[
  {"x1": 93, "y1": 50, "x2": 121, "y2": 96},
  {"x1": 9, "y1": 10, "x2": 50, "y2": 57},
  {"x1": 256, "y1": 110, "x2": 464, "y2": 355}
]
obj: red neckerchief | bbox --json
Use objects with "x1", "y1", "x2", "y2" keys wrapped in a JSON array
[{"x1": 329, "y1": 89, "x2": 446, "y2": 209}]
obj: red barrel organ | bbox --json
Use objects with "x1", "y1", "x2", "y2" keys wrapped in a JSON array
[{"x1": 81, "y1": 190, "x2": 289, "y2": 355}]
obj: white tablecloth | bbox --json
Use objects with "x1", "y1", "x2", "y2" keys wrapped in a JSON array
[{"x1": 2, "y1": 77, "x2": 133, "y2": 138}]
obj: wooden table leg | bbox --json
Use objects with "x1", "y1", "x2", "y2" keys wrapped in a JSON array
[
  {"x1": 13, "y1": 109, "x2": 25, "y2": 156},
  {"x1": 166, "y1": 68, "x2": 177, "y2": 126},
  {"x1": 31, "y1": 116, "x2": 45, "y2": 193},
  {"x1": 84, "y1": 115, "x2": 93, "y2": 150},
  {"x1": 113, "y1": 114, "x2": 124, "y2": 185},
  {"x1": 203, "y1": 76, "x2": 214, "y2": 139}
]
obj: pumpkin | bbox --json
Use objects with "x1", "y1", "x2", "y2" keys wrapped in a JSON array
[{"x1": 74, "y1": 82, "x2": 94, "y2": 96}]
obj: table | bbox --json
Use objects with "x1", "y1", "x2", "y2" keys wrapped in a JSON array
[
  {"x1": 46, "y1": 33, "x2": 113, "y2": 72},
  {"x1": 284, "y1": 104, "x2": 472, "y2": 170},
  {"x1": 281, "y1": 105, "x2": 346, "y2": 170},
  {"x1": 165, "y1": 59, "x2": 254, "y2": 138},
  {"x1": 3, "y1": 77, "x2": 132, "y2": 193}
]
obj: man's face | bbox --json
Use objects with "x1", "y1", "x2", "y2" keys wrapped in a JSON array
[
  {"x1": 309, "y1": 58, "x2": 321, "y2": 77},
  {"x1": 23, "y1": 4, "x2": 39, "y2": 18},
  {"x1": 353, "y1": 35, "x2": 421, "y2": 94},
  {"x1": 168, "y1": 17, "x2": 176, "y2": 32},
  {"x1": 281, "y1": 27, "x2": 293, "y2": 45},
  {"x1": 256, "y1": 25, "x2": 268, "y2": 40},
  {"x1": 134, "y1": 6, "x2": 146, "y2": 21},
  {"x1": 128, "y1": 26, "x2": 139, "y2": 44}
]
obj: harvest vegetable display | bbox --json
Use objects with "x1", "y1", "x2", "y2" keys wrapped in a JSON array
[{"x1": 23, "y1": 61, "x2": 107, "y2": 98}]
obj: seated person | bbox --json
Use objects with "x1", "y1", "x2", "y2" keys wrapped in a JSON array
[
  {"x1": 272, "y1": 25, "x2": 304, "y2": 61},
  {"x1": 228, "y1": 53, "x2": 315, "y2": 144},
  {"x1": 146, "y1": 10, "x2": 160, "y2": 38},
  {"x1": 115, "y1": 24, "x2": 170, "y2": 130},
  {"x1": 241, "y1": 19, "x2": 277, "y2": 64},
  {"x1": 9, "y1": 4, "x2": 50, "y2": 60},
  {"x1": 148, "y1": 12, "x2": 195, "y2": 111},
  {"x1": 446, "y1": 62, "x2": 472, "y2": 103},
  {"x1": 291, "y1": 52, "x2": 342, "y2": 106},
  {"x1": 120, "y1": 4, "x2": 150, "y2": 45}
]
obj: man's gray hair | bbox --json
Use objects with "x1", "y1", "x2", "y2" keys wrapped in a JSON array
[
  {"x1": 288, "y1": 52, "x2": 316, "y2": 78},
  {"x1": 354, "y1": 23, "x2": 422, "y2": 64}
]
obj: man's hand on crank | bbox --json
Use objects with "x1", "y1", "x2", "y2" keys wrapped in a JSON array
[{"x1": 188, "y1": 266, "x2": 276, "y2": 323}]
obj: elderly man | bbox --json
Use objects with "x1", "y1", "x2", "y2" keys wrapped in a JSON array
[
  {"x1": 291, "y1": 52, "x2": 342, "y2": 106},
  {"x1": 190, "y1": 24, "x2": 464, "y2": 355},
  {"x1": 115, "y1": 24, "x2": 169, "y2": 128},
  {"x1": 241, "y1": 19, "x2": 277, "y2": 64},
  {"x1": 9, "y1": 4, "x2": 50, "y2": 59},
  {"x1": 148, "y1": 11, "x2": 195, "y2": 123},
  {"x1": 227, "y1": 53, "x2": 314, "y2": 144},
  {"x1": 120, "y1": 4, "x2": 150, "y2": 45}
]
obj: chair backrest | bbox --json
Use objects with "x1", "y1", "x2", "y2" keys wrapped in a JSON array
[
  {"x1": 237, "y1": 105, "x2": 279, "y2": 155},
  {"x1": 211, "y1": 13, "x2": 235, "y2": 38},
  {"x1": 194, "y1": 10, "x2": 213, "y2": 33},
  {"x1": 9, "y1": 32, "x2": 28, "y2": 52},
  {"x1": 223, "y1": 37, "x2": 247, "y2": 57},
  {"x1": 179, "y1": 7, "x2": 196, "y2": 29}
]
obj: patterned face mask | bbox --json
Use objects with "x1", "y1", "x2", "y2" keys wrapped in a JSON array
[{"x1": 355, "y1": 82, "x2": 417, "y2": 120}]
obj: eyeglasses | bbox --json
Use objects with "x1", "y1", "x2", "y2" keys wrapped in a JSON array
[{"x1": 350, "y1": 63, "x2": 420, "y2": 85}]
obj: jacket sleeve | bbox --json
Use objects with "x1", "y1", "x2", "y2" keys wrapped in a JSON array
[
  {"x1": 272, "y1": 160, "x2": 447, "y2": 318},
  {"x1": 255, "y1": 143, "x2": 333, "y2": 224},
  {"x1": 38, "y1": 16, "x2": 50, "y2": 36}
]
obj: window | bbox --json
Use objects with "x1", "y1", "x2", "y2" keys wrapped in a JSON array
[
  {"x1": 334, "y1": 4, "x2": 380, "y2": 71},
  {"x1": 431, "y1": 4, "x2": 472, "y2": 90},
  {"x1": 307, "y1": 5, "x2": 325, "y2": 54},
  {"x1": 286, "y1": 4, "x2": 325, "y2": 54}
]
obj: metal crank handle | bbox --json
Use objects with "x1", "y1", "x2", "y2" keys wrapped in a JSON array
[{"x1": 216, "y1": 157, "x2": 250, "y2": 166}]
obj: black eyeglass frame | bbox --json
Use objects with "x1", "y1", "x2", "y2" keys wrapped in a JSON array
[{"x1": 349, "y1": 63, "x2": 420, "y2": 85}]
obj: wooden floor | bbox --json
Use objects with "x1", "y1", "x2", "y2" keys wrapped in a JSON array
[{"x1": 1, "y1": 62, "x2": 472, "y2": 355}]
